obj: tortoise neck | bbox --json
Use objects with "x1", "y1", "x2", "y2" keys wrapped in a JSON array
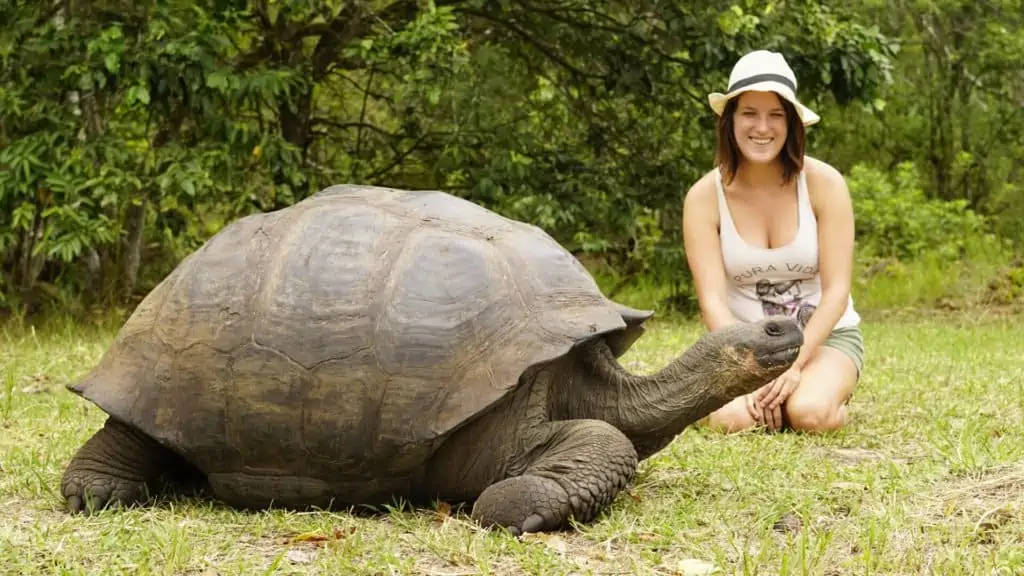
[{"x1": 548, "y1": 339, "x2": 730, "y2": 460}]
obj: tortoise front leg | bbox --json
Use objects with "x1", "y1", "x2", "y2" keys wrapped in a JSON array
[
  {"x1": 470, "y1": 420, "x2": 638, "y2": 535},
  {"x1": 61, "y1": 417, "x2": 196, "y2": 514}
]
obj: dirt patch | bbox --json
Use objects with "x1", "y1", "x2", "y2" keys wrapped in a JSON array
[
  {"x1": 814, "y1": 446, "x2": 917, "y2": 466},
  {"x1": 799, "y1": 461, "x2": 1024, "y2": 571},
  {"x1": 0, "y1": 498, "x2": 65, "y2": 536},
  {"x1": 916, "y1": 463, "x2": 1024, "y2": 543}
]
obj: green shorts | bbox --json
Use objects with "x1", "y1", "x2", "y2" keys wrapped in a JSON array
[{"x1": 822, "y1": 325, "x2": 866, "y2": 378}]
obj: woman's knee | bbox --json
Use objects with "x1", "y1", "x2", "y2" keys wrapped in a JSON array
[
  {"x1": 784, "y1": 392, "x2": 846, "y2": 432},
  {"x1": 783, "y1": 347, "x2": 859, "y2": 432}
]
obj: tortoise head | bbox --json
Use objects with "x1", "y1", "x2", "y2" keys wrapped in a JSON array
[
  {"x1": 693, "y1": 316, "x2": 804, "y2": 398},
  {"x1": 576, "y1": 315, "x2": 804, "y2": 461}
]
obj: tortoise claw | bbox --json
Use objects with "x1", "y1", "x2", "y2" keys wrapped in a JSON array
[
  {"x1": 64, "y1": 492, "x2": 110, "y2": 516},
  {"x1": 65, "y1": 495, "x2": 83, "y2": 514},
  {"x1": 471, "y1": 475, "x2": 570, "y2": 535},
  {"x1": 520, "y1": 513, "x2": 546, "y2": 534}
]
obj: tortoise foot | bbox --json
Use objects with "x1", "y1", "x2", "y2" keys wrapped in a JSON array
[
  {"x1": 60, "y1": 417, "x2": 182, "y2": 515},
  {"x1": 471, "y1": 475, "x2": 571, "y2": 535},
  {"x1": 62, "y1": 469, "x2": 149, "y2": 515},
  {"x1": 471, "y1": 420, "x2": 638, "y2": 535}
]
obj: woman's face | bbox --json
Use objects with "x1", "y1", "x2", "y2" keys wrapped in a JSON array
[{"x1": 732, "y1": 91, "x2": 789, "y2": 165}]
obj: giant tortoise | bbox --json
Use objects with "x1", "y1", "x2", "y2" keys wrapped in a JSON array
[{"x1": 61, "y1": 184, "x2": 802, "y2": 534}]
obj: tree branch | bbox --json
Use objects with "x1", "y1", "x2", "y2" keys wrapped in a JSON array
[
  {"x1": 510, "y1": 0, "x2": 641, "y2": 36},
  {"x1": 456, "y1": 7, "x2": 606, "y2": 80},
  {"x1": 510, "y1": 0, "x2": 700, "y2": 69},
  {"x1": 365, "y1": 130, "x2": 442, "y2": 182},
  {"x1": 310, "y1": 118, "x2": 394, "y2": 137},
  {"x1": 36, "y1": 0, "x2": 65, "y2": 29},
  {"x1": 255, "y1": 0, "x2": 274, "y2": 33},
  {"x1": 355, "y1": 68, "x2": 375, "y2": 176}
]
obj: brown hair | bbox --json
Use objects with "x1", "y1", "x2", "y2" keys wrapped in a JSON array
[{"x1": 714, "y1": 94, "x2": 805, "y2": 185}]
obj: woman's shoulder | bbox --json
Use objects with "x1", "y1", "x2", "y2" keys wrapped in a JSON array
[
  {"x1": 685, "y1": 168, "x2": 719, "y2": 204},
  {"x1": 803, "y1": 156, "x2": 847, "y2": 190},
  {"x1": 682, "y1": 168, "x2": 721, "y2": 226},
  {"x1": 803, "y1": 156, "x2": 850, "y2": 205}
]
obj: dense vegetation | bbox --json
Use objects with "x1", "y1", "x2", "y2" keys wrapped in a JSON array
[{"x1": 1, "y1": 0, "x2": 1021, "y2": 319}]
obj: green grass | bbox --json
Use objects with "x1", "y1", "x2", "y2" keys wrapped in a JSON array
[
  {"x1": 1, "y1": 312, "x2": 1023, "y2": 575},
  {"x1": 852, "y1": 253, "x2": 1015, "y2": 313}
]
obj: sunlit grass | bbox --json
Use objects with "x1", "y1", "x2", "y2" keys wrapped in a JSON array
[{"x1": 1, "y1": 311, "x2": 1022, "y2": 575}]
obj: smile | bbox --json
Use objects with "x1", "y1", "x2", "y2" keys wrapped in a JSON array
[{"x1": 750, "y1": 137, "x2": 773, "y2": 145}]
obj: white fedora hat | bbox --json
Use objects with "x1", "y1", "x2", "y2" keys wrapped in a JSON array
[{"x1": 708, "y1": 50, "x2": 820, "y2": 127}]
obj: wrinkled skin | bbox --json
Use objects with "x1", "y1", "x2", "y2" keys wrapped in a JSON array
[
  {"x1": 424, "y1": 316, "x2": 802, "y2": 533},
  {"x1": 62, "y1": 316, "x2": 802, "y2": 533},
  {"x1": 60, "y1": 185, "x2": 803, "y2": 533}
]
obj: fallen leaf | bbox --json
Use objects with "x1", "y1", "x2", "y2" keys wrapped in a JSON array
[
  {"x1": 289, "y1": 532, "x2": 330, "y2": 544},
  {"x1": 829, "y1": 482, "x2": 867, "y2": 491},
  {"x1": 677, "y1": 558, "x2": 719, "y2": 575},
  {"x1": 434, "y1": 501, "x2": 452, "y2": 522},
  {"x1": 286, "y1": 549, "x2": 316, "y2": 564},
  {"x1": 520, "y1": 532, "x2": 568, "y2": 555}
]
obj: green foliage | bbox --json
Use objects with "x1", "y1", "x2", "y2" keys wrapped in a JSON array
[
  {"x1": 984, "y1": 259, "x2": 1024, "y2": 305},
  {"x1": 0, "y1": 0, "x2": 1019, "y2": 318},
  {"x1": 848, "y1": 162, "x2": 994, "y2": 261},
  {"x1": 853, "y1": 251, "x2": 1011, "y2": 311},
  {"x1": 816, "y1": 0, "x2": 1024, "y2": 226},
  {"x1": 844, "y1": 162, "x2": 1019, "y2": 311}
]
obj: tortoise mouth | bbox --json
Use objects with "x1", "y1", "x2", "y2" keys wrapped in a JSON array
[{"x1": 757, "y1": 345, "x2": 801, "y2": 368}]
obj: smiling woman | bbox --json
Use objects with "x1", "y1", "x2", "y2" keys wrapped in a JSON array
[
  {"x1": 681, "y1": 50, "x2": 865, "y2": 434},
  {"x1": 716, "y1": 91, "x2": 804, "y2": 186}
]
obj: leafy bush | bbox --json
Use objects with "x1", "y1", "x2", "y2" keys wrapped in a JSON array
[
  {"x1": 984, "y1": 258, "x2": 1024, "y2": 305},
  {"x1": 846, "y1": 162, "x2": 1020, "y2": 311},
  {"x1": 848, "y1": 162, "x2": 994, "y2": 260}
]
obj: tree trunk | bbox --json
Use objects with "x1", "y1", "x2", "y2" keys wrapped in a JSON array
[
  {"x1": 117, "y1": 199, "x2": 146, "y2": 303},
  {"x1": 115, "y1": 116, "x2": 182, "y2": 303},
  {"x1": 279, "y1": 89, "x2": 313, "y2": 155},
  {"x1": 17, "y1": 199, "x2": 45, "y2": 293},
  {"x1": 61, "y1": 0, "x2": 116, "y2": 303},
  {"x1": 273, "y1": 4, "x2": 365, "y2": 203}
]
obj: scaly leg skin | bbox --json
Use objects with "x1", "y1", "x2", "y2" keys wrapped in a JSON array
[
  {"x1": 61, "y1": 417, "x2": 192, "y2": 515},
  {"x1": 470, "y1": 419, "x2": 638, "y2": 535}
]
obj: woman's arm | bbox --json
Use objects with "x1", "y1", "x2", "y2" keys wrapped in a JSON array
[
  {"x1": 797, "y1": 158, "x2": 856, "y2": 369},
  {"x1": 683, "y1": 173, "x2": 765, "y2": 423},
  {"x1": 756, "y1": 159, "x2": 857, "y2": 413},
  {"x1": 682, "y1": 173, "x2": 740, "y2": 332}
]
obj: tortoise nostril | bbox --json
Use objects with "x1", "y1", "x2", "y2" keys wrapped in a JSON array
[{"x1": 764, "y1": 321, "x2": 784, "y2": 337}]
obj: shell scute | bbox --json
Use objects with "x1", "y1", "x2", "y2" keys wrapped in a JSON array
[{"x1": 70, "y1": 186, "x2": 640, "y2": 482}]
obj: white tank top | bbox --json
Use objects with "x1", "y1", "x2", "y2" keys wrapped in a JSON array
[{"x1": 714, "y1": 168, "x2": 860, "y2": 330}]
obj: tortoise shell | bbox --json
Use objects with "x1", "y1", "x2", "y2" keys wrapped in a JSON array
[{"x1": 70, "y1": 185, "x2": 652, "y2": 497}]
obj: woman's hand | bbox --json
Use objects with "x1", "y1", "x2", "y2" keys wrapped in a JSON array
[
  {"x1": 760, "y1": 402, "x2": 784, "y2": 431},
  {"x1": 756, "y1": 367, "x2": 802, "y2": 410},
  {"x1": 746, "y1": 386, "x2": 785, "y2": 431},
  {"x1": 745, "y1": 390, "x2": 763, "y2": 422}
]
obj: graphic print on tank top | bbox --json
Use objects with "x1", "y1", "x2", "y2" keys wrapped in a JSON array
[
  {"x1": 755, "y1": 278, "x2": 817, "y2": 328},
  {"x1": 715, "y1": 167, "x2": 861, "y2": 331}
]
